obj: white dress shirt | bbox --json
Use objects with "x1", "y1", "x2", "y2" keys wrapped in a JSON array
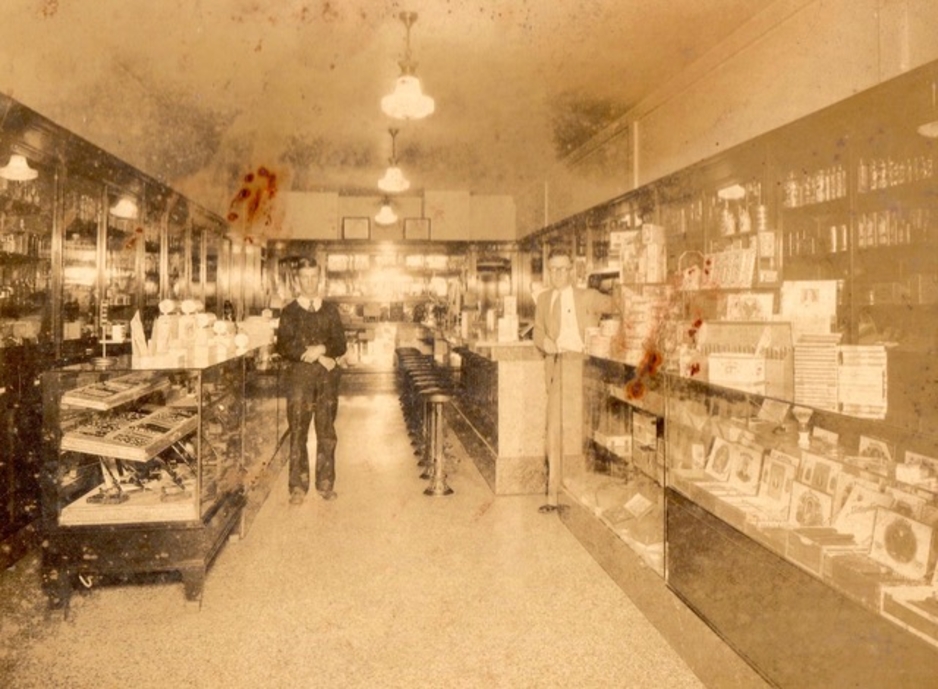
[{"x1": 553, "y1": 287, "x2": 584, "y2": 353}]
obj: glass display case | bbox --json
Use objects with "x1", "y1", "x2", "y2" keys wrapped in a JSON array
[
  {"x1": 567, "y1": 357, "x2": 666, "y2": 574},
  {"x1": 39, "y1": 352, "x2": 269, "y2": 610},
  {"x1": 552, "y1": 60, "x2": 938, "y2": 684},
  {"x1": 665, "y1": 375, "x2": 938, "y2": 683}
]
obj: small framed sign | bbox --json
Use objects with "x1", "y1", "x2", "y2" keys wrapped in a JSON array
[
  {"x1": 404, "y1": 217, "x2": 431, "y2": 240},
  {"x1": 342, "y1": 217, "x2": 370, "y2": 240}
]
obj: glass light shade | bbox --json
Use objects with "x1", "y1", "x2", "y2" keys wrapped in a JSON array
[
  {"x1": 0, "y1": 154, "x2": 38, "y2": 181},
  {"x1": 110, "y1": 197, "x2": 139, "y2": 219},
  {"x1": 918, "y1": 120, "x2": 938, "y2": 138},
  {"x1": 381, "y1": 75, "x2": 435, "y2": 120},
  {"x1": 378, "y1": 165, "x2": 411, "y2": 193},
  {"x1": 374, "y1": 203, "x2": 398, "y2": 226}
]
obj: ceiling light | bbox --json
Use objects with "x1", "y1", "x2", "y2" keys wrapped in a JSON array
[
  {"x1": 717, "y1": 183, "x2": 747, "y2": 201},
  {"x1": 0, "y1": 154, "x2": 38, "y2": 181},
  {"x1": 375, "y1": 198, "x2": 398, "y2": 226},
  {"x1": 381, "y1": 12, "x2": 435, "y2": 120},
  {"x1": 378, "y1": 128, "x2": 410, "y2": 193},
  {"x1": 918, "y1": 81, "x2": 938, "y2": 138},
  {"x1": 110, "y1": 196, "x2": 139, "y2": 219}
]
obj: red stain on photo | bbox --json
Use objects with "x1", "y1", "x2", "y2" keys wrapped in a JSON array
[
  {"x1": 123, "y1": 227, "x2": 144, "y2": 251},
  {"x1": 626, "y1": 346, "x2": 663, "y2": 400},
  {"x1": 687, "y1": 317, "x2": 703, "y2": 344},
  {"x1": 228, "y1": 166, "x2": 279, "y2": 231}
]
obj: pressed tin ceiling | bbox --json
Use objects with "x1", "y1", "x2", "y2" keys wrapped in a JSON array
[{"x1": 0, "y1": 0, "x2": 770, "y2": 227}]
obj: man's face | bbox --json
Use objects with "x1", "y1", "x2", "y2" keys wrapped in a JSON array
[
  {"x1": 547, "y1": 256, "x2": 573, "y2": 290},
  {"x1": 296, "y1": 267, "x2": 321, "y2": 298}
]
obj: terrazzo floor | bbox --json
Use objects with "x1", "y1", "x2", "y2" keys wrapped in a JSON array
[{"x1": 2, "y1": 388, "x2": 714, "y2": 688}]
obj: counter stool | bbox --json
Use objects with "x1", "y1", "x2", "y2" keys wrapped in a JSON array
[{"x1": 424, "y1": 391, "x2": 454, "y2": 496}]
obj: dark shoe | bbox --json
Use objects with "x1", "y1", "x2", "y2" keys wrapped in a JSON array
[
  {"x1": 538, "y1": 504, "x2": 558, "y2": 514},
  {"x1": 318, "y1": 489, "x2": 337, "y2": 501},
  {"x1": 290, "y1": 489, "x2": 305, "y2": 505}
]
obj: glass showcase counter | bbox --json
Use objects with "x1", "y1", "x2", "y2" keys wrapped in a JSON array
[{"x1": 40, "y1": 348, "x2": 283, "y2": 610}]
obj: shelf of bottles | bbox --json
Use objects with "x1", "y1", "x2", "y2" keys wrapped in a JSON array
[{"x1": 0, "y1": 168, "x2": 53, "y2": 346}]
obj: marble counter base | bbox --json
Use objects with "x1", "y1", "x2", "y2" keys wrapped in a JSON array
[
  {"x1": 446, "y1": 404, "x2": 547, "y2": 496},
  {"x1": 494, "y1": 454, "x2": 547, "y2": 495}
]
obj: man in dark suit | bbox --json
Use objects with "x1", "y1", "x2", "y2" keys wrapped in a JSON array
[
  {"x1": 533, "y1": 247, "x2": 617, "y2": 513},
  {"x1": 276, "y1": 258, "x2": 348, "y2": 505}
]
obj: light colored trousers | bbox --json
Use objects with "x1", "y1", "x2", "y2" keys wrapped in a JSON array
[{"x1": 545, "y1": 352, "x2": 585, "y2": 505}]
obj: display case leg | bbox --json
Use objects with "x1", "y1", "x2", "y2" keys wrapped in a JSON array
[{"x1": 181, "y1": 568, "x2": 205, "y2": 608}]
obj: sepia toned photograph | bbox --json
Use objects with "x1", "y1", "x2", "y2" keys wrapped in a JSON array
[{"x1": 1, "y1": 1, "x2": 938, "y2": 687}]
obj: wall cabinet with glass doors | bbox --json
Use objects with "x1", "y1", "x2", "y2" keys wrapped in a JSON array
[{"x1": 537, "y1": 59, "x2": 938, "y2": 686}]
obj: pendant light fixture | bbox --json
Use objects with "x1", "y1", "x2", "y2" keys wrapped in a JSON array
[
  {"x1": 110, "y1": 195, "x2": 139, "y2": 219},
  {"x1": 378, "y1": 128, "x2": 410, "y2": 193},
  {"x1": 918, "y1": 80, "x2": 938, "y2": 138},
  {"x1": 0, "y1": 154, "x2": 38, "y2": 181},
  {"x1": 375, "y1": 197, "x2": 398, "y2": 226},
  {"x1": 381, "y1": 11, "x2": 435, "y2": 120}
]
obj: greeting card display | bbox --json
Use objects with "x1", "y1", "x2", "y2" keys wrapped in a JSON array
[
  {"x1": 798, "y1": 452, "x2": 843, "y2": 495},
  {"x1": 858, "y1": 435, "x2": 895, "y2": 471},
  {"x1": 832, "y1": 483, "x2": 893, "y2": 547},
  {"x1": 888, "y1": 487, "x2": 928, "y2": 520},
  {"x1": 789, "y1": 480, "x2": 834, "y2": 527},
  {"x1": 727, "y1": 443, "x2": 764, "y2": 495},
  {"x1": 831, "y1": 473, "x2": 879, "y2": 523},
  {"x1": 869, "y1": 509, "x2": 933, "y2": 581},
  {"x1": 759, "y1": 450, "x2": 801, "y2": 506},
  {"x1": 705, "y1": 437, "x2": 733, "y2": 482}
]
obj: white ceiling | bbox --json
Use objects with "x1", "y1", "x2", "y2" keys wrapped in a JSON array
[{"x1": 0, "y1": 0, "x2": 771, "y2": 222}]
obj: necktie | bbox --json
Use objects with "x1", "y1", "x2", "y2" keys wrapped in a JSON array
[{"x1": 550, "y1": 291, "x2": 561, "y2": 338}]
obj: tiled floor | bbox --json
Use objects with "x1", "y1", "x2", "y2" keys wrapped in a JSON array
[{"x1": 1, "y1": 385, "x2": 752, "y2": 688}]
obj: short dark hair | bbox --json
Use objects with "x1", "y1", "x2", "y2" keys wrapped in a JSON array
[
  {"x1": 547, "y1": 247, "x2": 572, "y2": 262},
  {"x1": 297, "y1": 257, "x2": 318, "y2": 270}
]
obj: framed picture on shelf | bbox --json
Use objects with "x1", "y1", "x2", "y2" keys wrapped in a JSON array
[
  {"x1": 342, "y1": 217, "x2": 370, "y2": 240},
  {"x1": 403, "y1": 217, "x2": 430, "y2": 240}
]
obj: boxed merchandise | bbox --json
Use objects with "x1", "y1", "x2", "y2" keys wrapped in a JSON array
[
  {"x1": 786, "y1": 527, "x2": 862, "y2": 574},
  {"x1": 824, "y1": 552, "x2": 908, "y2": 610},
  {"x1": 882, "y1": 586, "x2": 938, "y2": 645},
  {"x1": 741, "y1": 520, "x2": 791, "y2": 555},
  {"x1": 707, "y1": 352, "x2": 766, "y2": 393}
]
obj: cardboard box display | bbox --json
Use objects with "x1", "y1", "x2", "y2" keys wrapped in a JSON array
[
  {"x1": 824, "y1": 552, "x2": 906, "y2": 610},
  {"x1": 882, "y1": 586, "x2": 938, "y2": 646}
]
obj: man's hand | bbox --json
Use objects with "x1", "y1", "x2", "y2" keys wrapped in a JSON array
[
  {"x1": 542, "y1": 337, "x2": 558, "y2": 355},
  {"x1": 301, "y1": 344, "x2": 327, "y2": 363}
]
